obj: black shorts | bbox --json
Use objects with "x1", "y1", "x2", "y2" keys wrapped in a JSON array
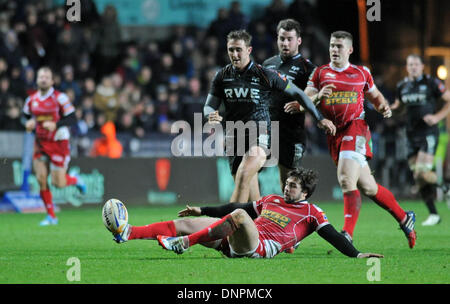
[
  {"x1": 276, "y1": 137, "x2": 305, "y2": 169},
  {"x1": 407, "y1": 131, "x2": 439, "y2": 159},
  {"x1": 226, "y1": 129, "x2": 270, "y2": 175}
]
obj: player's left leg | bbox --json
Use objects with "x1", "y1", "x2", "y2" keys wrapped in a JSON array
[
  {"x1": 49, "y1": 142, "x2": 86, "y2": 193},
  {"x1": 358, "y1": 164, "x2": 416, "y2": 248},
  {"x1": 413, "y1": 151, "x2": 441, "y2": 225},
  {"x1": 230, "y1": 146, "x2": 267, "y2": 203},
  {"x1": 158, "y1": 209, "x2": 259, "y2": 255},
  {"x1": 50, "y1": 166, "x2": 86, "y2": 194},
  {"x1": 248, "y1": 174, "x2": 261, "y2": 201}
]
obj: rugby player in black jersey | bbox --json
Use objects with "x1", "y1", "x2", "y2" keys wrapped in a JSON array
[
  {"x1": 392, "y1": 54, "x2": 450, "y2": 226},
  {"x1": 262, "y1": 19, "x2": 316, "y2": 191},
  {"x1": 204, "y1": 30, "x2": 335, "y2": 204}
]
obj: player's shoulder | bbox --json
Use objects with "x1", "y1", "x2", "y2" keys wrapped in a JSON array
[
  {"x1": 312, "y1": 63, "x2": 332, "y2": 75},
  {"x1": 301, "y1": 57, "x2": 317, "y2": 70},
  {"x1": 424, "y1": 74, "x2": 440, "y2": 84},
  {"x1": 350, "y1": 64, "x2": 372, "y2": 75},
  {"x1": 307, "y1": 202, "x2": 327, "y2": 217},
  {"x1": 260, "y1": 194, "x2": 285, "y2": 204},
  {"x1": 262, "y1": 55, "x2": 279, "y2": 68}
]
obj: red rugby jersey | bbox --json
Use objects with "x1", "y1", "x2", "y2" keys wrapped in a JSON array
[
  {"x1": 23, "y1": 87, "x2": 74, "y2": 141},
  {"x1": 307, "y1": 63, "x2": 375, "y2": 130},
  {"x1": 253, "y1": 194, "x2": 329, "y2": 256}
]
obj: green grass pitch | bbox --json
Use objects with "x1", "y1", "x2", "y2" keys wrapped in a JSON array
[{"x1": 0, "y1": 200, "x2": 448, "y2": 284}]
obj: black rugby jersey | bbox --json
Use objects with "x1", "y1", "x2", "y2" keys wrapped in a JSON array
[
  {"x1": 209, "y1": 61, "x2": 289, "y2": 127},
  {"x1": 263, "y1": 53, "x2": 316, "y2": 143},
  {"x1": 396, "y1": 74, "x2": 446, "y2": 135}
]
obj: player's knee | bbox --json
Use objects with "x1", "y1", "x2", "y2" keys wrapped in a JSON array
[
  {"x1": 51, "y1": 178, "x2": 65, "y2": 188},
  {"x1": 36, "y1": 173, "x2": 48, "y2": 187},
  {"x1": 230, "y1": 208, "x2": 249, "y2": 226},
  {"x1": 359, "y1": 183, "x2": 378, "y2": 197},
  {"x1": 173, "y1": 218, "x2": 195, "y2": 235},
  {"x1": 235, "y1": 168, "x2": 254, "y2": 186},
  {"x1": 338, "y1": 174, "x2": 357, "y2": 191}
]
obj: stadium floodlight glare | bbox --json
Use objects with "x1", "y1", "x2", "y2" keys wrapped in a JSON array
[{"x1": 437, "y1": 65, "x2": 448, "y2": 80}]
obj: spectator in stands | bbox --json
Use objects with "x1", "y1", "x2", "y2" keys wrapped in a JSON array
[
  {"x1": 93, "y1": 75, "x2": 119, "y2": 122},
  {"x1": 60, "y1": 65, "x2": 82, "y2": 105},
  {"x1": 261, "y1": 0, "x2": 287, "y2": 35},
  {"x1": 181, "y1": 77, "x2": 206, "y2": 126},
  {"x1": 96, "y1": 5, "x2": 122, "y2": 79},
  {"x1": 227, "y1": 1, "x2": 249, "y2": 32},
  {"x1": 136, "y1": 66, "x2": 156, "y2": 99},
  {"x1": 56, "y1": 28, "x2": 80, "y2": 68},
  {"x1": 90, "y1": 121, "x2": 123, "y2": 158},
  {"x1": 0, "y1": 30, "x2": 25, "y2": 69}
]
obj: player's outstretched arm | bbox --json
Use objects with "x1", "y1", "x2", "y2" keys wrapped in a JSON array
[
  {"x1": 317, "y1": 224, "x2": 384, "y2": 258},
  {"x1": 284, "y1": 81, "x2": 324, "y2": 121},
  {"x1": 284, "y1": 81, "x2": 336, "y2": 135},
  {"x1": 178, "y1": 202, "x2": 258, "y2": 219}
]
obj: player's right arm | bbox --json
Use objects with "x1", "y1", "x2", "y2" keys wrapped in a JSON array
[
  {"x1": 204, "y1": 69, "x2": 224, "y2": 124},
  {"x1": 317, "y1": 224, "x2": 384, "y2": 258},
  {"x1": 22, "y1": 96, "x2": 36, "y2": 132},
  {"x1": 203, "y1": 94, "x2": 223, "y2": 123}
]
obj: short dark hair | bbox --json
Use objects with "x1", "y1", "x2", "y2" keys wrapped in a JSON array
[
  {"x1": 331, "y1": 30, "x2": 353, "y2": 43},
  {"x1": 406, "y1": 54, "x2": 424, "y2": 64},
  {"x1": 276, "y1": 19, "x2": 302, "y2": 37},
  {"x1": 287, "y1": 168, "x2": 318, "y2": 199},
  {"x1": 227, "y1": 30, "x2": 252, "y2": 46}
]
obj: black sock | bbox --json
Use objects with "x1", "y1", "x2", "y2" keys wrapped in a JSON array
[{"x1": 419, "y1": 184, "x2": 438, "y2": 215}]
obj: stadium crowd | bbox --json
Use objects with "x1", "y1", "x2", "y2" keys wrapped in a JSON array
[{"x1": 0, "y1": 0, "x2": 397, "y2": 158}]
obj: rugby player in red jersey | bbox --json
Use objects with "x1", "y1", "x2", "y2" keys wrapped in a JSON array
[
  {"x1": 23, "y1": 67, "x2": 86, "y2": 226},
  {"x1": 109, "y1": 168, "x2": 382, "y2": 259},
  {"x1": 304, "y1": 31, "x2": 416, "y2": 248}
]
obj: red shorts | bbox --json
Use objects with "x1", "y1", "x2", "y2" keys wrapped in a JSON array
[
  {"x1": 327, "y1": 119, "x2": 373, "y2": 165},
  {"x1": 34, "y1": 139, "x2": 71, "y2": 168}
]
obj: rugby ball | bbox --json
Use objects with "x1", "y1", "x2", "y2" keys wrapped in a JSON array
[{"x1": 102, "y1": 198, "x2": 128, "y2": 233}]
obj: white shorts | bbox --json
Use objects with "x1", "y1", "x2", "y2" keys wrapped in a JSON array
[{"x1": 339, "y1": 150, "x2": 368, "y2": 168}]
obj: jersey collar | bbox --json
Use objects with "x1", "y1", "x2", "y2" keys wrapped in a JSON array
[
  {"x1": 37, "y1": 87, "x2": 55, "y2": 100},
  {"x1": 409, "y1": 74, "x2": 424, "y2": 82},
  {"x1": 280, "y1": 53, "x2": 302, "y2": 63},
  {"x1": 232, "y1": 60, "x2": 254, "y2": 74},
  {"x1": 329, "y1": 62, "x2": 350, "y2": 72}
]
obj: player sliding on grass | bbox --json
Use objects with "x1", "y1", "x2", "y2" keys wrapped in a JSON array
[{"x1": 109, "y1": 168, "x2": 382, "y2": 259}]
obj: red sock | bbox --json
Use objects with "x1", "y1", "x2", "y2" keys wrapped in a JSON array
[
  {"x1": 65, "y1": 174, "x2": 78, "y2": 186},
  {"x1": 370, "y1": 184, "x2": 406, "y2": 223},
  {"x1": 40, "y1": 189, "x2": 56, "y2": 218},
  {"x1": 187, "y1": 214, "x2": 237, "y2": 247},
  {"x1": 342, "y1": 190, "x2": 362, "y2": 237},
  {"x1": 128, "y1": 221, "x2": 177, "y2": 240}
]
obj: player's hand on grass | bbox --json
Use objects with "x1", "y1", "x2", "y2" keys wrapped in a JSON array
[
  {"x1": 178, "y1": 205, "x2": 202, "y2": 217},
  {"x1": 377, "y1": 103, "x2": 392, "y2": 118},
  {"x1": 42, "y1": 120, "x2": 57, "y2": 132},
  {"x1": 25, "y1": 119, "x2": 36, "y2": 132},
  {"x1": 284, "y1": 101, "x2": 304, "y2": 114},
  {"x1": 208, "y1": 111, "x2": 223, "y2": 124},
  {"x1": 357, "y1": 253, "x2": 384, "y2": 258},
  {"x1": 317, "y1": 118, "x2": 336, "y2": 136}
]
